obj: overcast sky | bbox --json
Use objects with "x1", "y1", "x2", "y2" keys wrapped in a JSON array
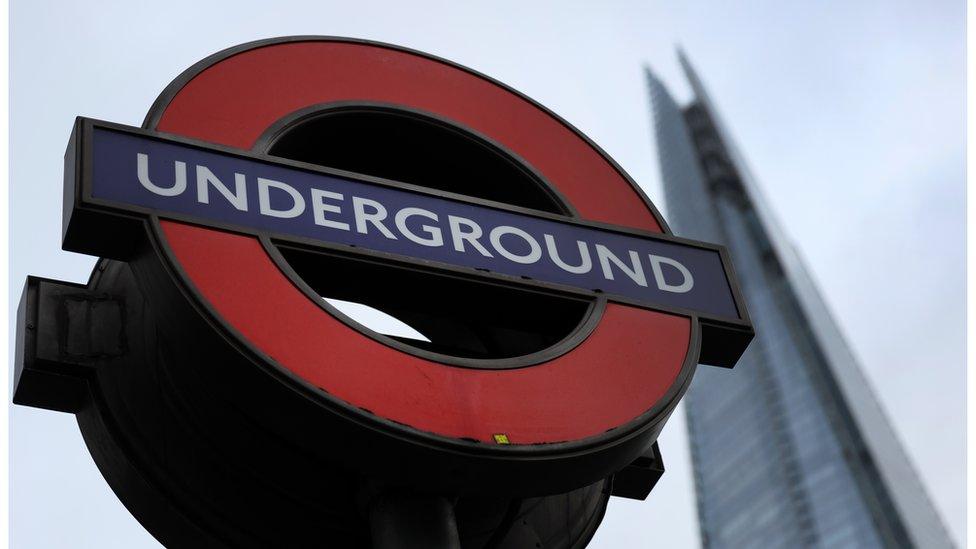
[{"x1": 9, "y1": 1, "x2": 965, "y2": 547}]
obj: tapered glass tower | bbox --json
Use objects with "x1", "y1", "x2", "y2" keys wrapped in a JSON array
[{"x1": 646, "y1": 51, "x2": 954, "y2": 548}]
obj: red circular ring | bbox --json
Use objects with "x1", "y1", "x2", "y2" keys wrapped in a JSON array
[{"x1": 149, "y1": 38, "x2": 693, "y2": 445}]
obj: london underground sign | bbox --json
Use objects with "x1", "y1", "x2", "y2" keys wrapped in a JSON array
[{"x1": 17, "y1": 37, "x2": 753, "y2": 547}]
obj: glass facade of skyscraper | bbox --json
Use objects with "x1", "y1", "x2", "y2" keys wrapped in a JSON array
[{"x1": 646, "y1": 52, "x2": 955, "y2": 549}]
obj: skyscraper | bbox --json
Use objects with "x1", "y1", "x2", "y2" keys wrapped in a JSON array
[{"x1": 646, "y1": 51, "x2": 954, "y2": 548}]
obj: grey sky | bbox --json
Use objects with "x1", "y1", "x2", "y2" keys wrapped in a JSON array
[{"x1": 10, "y1": 1, "x2": 965, "y2": 547}]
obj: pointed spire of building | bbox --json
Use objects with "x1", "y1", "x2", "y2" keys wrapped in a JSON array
[{"x1": 647, "y1": 49, "x2": 957, "y2": 549}]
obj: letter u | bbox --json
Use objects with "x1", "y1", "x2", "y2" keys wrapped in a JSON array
[{"x1": 137, "y1": 153, "x2": 187, "y2": 196}]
